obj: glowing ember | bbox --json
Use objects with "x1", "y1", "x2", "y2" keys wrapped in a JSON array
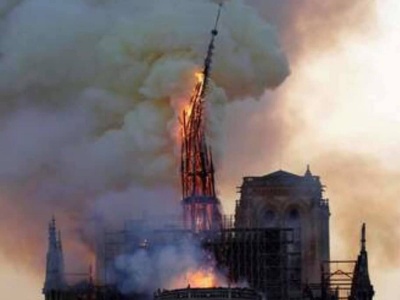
[
  {"x1": 171, "y1": 71, "x2": 205, "y2": 145},
  {"x1": 186, "y1": 268, "x2": 219, "y2": 288},
  {"x1": 184, "y1": 71, "x2": 204, "y2": 117},
  {"x1": 195, "y1": 71, "x2": 204, "y2": 85},
  {"x1": 168, "y1": 266, "x2": 227, "y2": 289}
]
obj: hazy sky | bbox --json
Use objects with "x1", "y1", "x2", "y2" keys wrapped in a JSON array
[
  {"x1": 0, "y1": 0, "x2": 399, "y2": 299},
  {"x1": 220, "y1": 0, "x2": 400, "y2": 299}
]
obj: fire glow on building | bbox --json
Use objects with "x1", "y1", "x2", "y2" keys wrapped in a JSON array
[
  {"x1": 180, "y1": 5, "x2": 222, "y2": 233},
  {"x1": 42, "y1": 3, "x2": 375, "y2": 300}
]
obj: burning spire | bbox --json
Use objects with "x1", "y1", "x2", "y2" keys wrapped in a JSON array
[{"x1": 180, "y1": 4, "x2": 223, "y2": 233}]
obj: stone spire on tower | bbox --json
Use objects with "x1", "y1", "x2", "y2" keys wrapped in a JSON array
[
  {"x1": 304, "y1": 164, "x2": 312, "y2": 177},
  {"x1": 349, "y1": 223, "x2": 375, "y2": 300},
  {"x1": 43, "y1": 217, "x2": 66, "y2": 294}
]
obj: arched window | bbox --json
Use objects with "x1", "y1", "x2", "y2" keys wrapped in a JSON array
[
  {"x1": 285, "y1": 208, "x2": 301, "y2": 242},
  {"x1": 288, "y1": 209, "x2": 299, "y2": 222},
  {"x1": 285, "y1": 208, "x2": 302, "y2": 281},
  {"x1": 261, "y1": 209, "x2": 276, "y2": 227}
]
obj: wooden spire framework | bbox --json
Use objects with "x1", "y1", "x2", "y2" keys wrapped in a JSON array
[{"x1": 180, "y1": 4, "x2": 223, "y2": 233}]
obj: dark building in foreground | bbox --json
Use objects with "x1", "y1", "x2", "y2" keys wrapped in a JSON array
[
  {"x1": 235, "y1": 168, "x2": 330, "y2": 285},
  {"x1": 205, "y1": 228, "x2": 301, "y2": 300},
  {"x1": 42, "y1": 169, "x2": 375, "y2": 300}
]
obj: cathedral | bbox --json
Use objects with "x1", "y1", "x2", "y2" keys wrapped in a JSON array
[
  {"x1": 42, "y1": 5, "x2": 374, "y2": 300},
  {"x1": 43, "y1": 167, "x2": 375, "y2": 300}
]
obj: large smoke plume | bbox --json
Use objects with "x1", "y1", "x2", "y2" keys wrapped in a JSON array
[
  {"x1": 0, "y1": 0, "x2": 288, "y2": 282},
  {"x1": 3, "y1": 1, "x2": 396, "y2": 300}
]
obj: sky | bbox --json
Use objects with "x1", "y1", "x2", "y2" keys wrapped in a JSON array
[
  {"x1": 220, "y1": 0, "x2": 400, "y2": 299},
  {"x1": 0, "y1": 0, "x2": 399, "y2": 299}
]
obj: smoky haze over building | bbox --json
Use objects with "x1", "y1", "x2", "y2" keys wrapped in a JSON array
[
  {"x1": 0, "y1": 0, "x2": 397, "y2": 299},
  {"x1": 0, "y1": 0, "x2": 289, "y2": 274},
  {"x1": 42, "y1": 2, "x2": 374, "y2": 300}
]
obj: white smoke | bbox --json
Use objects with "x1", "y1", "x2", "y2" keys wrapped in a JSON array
[
  {"x1": 114, "y1": 239, "x2": 228, "y2": 294},
  {"x1": 0, "y1": 0, "x2": 289, "y2": 276}
]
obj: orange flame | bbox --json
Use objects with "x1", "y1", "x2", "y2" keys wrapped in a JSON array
[
  {"x1": 173, "y1": 71, "x2": 204, "y2": 136},
  {"x1": 195, "y1": 71, "x2": 204, "y2": 84},
  {"x1": 186, "y1": 268, "x2": 220, "y2": 288},
  {"x1": 168, "y1": 266, "x2": 226, "y2": 289},
  {"x1": 170, "y1": 70, "x2": 205, "y2": 148},
  {"x1": 184, "y1": 71, "x2": 204, "y2": 117}
]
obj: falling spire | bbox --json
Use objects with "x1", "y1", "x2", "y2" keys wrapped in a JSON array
[
  {"x1": 180, "y1": 3, "x2": 223, "y2": 233},
  {"x1": 201, "y1": 3, "x2": 222, "y2": 97}
]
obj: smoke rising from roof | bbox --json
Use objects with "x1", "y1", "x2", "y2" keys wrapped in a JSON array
[
  {"x1": 0, "y1": 0, "x2": 288, "y2": 278},
  {"x1": 115, "y1": 238, "x2": 228, "y2": 295},
  {"x1": 3, "y1": 0, "x2": 395, "y2": 299}
]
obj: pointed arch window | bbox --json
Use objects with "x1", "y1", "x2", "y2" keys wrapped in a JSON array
[{"x1": 261, "y1": 209, "x2": 276, "y2": 227}]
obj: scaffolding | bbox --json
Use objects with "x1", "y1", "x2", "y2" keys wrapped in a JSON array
[
  {"x1": 321, "y1": 260, "x2": 357, "y2": 300},
  {"x1": 204, "y1": 228, "x2": 302, "y2": 300}
]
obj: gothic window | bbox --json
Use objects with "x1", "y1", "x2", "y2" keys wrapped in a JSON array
[
  {"x1": 261, "y1": 209, "x2": 276, "y2": 227},
  {"x1": 285, "y1": 208, "x2": 302, "y2": 275},
  {"x1": 285, "y1": 208, "x2": 301, "y2": 244},
  {"x1": 288, "y1": 209, "x2": 299, "y2": 221}
]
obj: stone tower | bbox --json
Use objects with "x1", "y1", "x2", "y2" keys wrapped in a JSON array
[{"x1": 235, "y1": 166, "x2": 330, "y2": 284}]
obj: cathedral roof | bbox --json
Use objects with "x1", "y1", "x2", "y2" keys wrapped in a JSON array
[
  {"x1": 241, "y1": 168, "x2": 323, "y2": 193},
  {"x1": 243, "y1": 170, "x2": 304, "y2": 186},
  {"x1": 259, "y1": 170, "x2": 303, "y2": 184}
]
